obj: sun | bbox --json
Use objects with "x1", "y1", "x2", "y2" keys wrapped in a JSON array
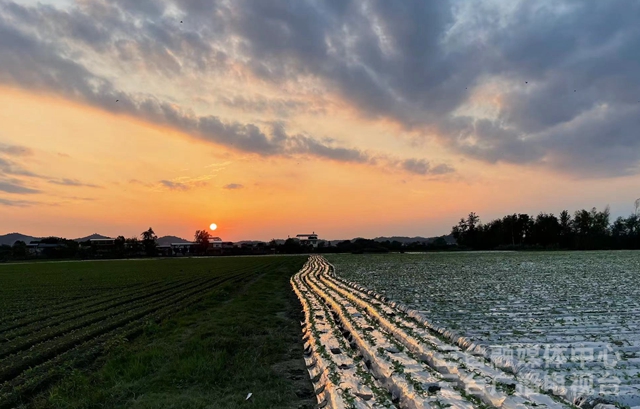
[{"x1": 209, "y1": 223, "x2": 218, "y2": 231}]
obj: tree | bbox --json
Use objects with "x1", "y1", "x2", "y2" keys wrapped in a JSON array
[
  {"x1": 282, "y1": 238, "x2": 303, "y2": 254},
  {"x1": 466, "y1": 212, "x2": 480, "y2": 231},
  {"x1": 12, "y1": 240, "x2": 27, "y2": 258},
  {"x1": 531, "y1": 213, "x2": 560, "y2": 248},
  {"x1": 627, "y1": 214, "x2": 640, "y2": 249},
  {"x1": 559, "y1": 210, "x2": 573, "y2": 248},
  {"x1": 125, "y1": 237, "x2": 140, "y2": 257},
  {"x1": 430, "y1": 237, "x2": 448, "y2": 250},
  {"x1": 114, "y1": 236, "x2": 126, "y2": 257},
  {"x1": 451, "y1": 218, "x2": 469, "y2": 246},
  {"x1": 141, "y1": 228, "x2": 158, "y2": 257},
  {"x1": 448, "y1": 205, "x2": 628, "y2": 251},
  {"x1": 194, "y1": 230, "x2": 212, "y2": 254},
  {"x1": 0, "y1": 245, "x2": 11, "y2": 261}
]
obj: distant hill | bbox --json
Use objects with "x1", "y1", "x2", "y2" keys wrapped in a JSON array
[
  {"x1": 2, "y1": 232, "x2": 456, "y2": 248},
  {"x1": 373, "y1": 235, "x2": 456, "y2": 245},
  {"x1": 157, "y1": 236, "x2": 191, "y2": 246},
  {"x1": 0, "y1": 233, "x2": 40, "y2": 246},
  {"x1": 74, "y1": 233, "x2": 112, "y2": 242},
  {"x1": 237, "y1": 239, "x2": 284, "y2": 245}
]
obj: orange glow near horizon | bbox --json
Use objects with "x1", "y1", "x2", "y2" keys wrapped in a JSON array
[{"x1": 1, "y1": 86, "x2": 639, "y2": 242}]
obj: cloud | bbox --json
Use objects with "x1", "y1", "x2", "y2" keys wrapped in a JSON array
[
  {"x1": 0, "y1": 157, "x2": 41, "y2": 178},
  {"x1": 129, "y1": 179, "x2": 154, "y2": 187},
  {"x1": 394, "y1": 158, "x2": 455, "y2": 176},
  {"x1": 158, "y1": 173, "x2": 213, "y2": 191},
  {"x1": 61, "y1": 196, "x2": 96, "y2": 202},
  {"x1": 159, "y1": 180, "x2": 189, "y2": 191},
  {"x1": 48, "y1": 178, "x2": 102, "y2": 188},
  {"x1": 401, "y1": 159, "x2": 430, "y2": 175},
  {"x1": 0, "y1": 178, "x2": 41, "y2": 194},
  {"x1": 217, "y1": 95, "x2": 316, "y2": 117},
  {"x1": 223, "y1": 183, "x2": 244, "y2": 190},
  {"x1": 0, "y1": 1, "x2": 451, "y2": 178},
  {"x1": 159, "y1": 0, "x2": 640, "y2": 177},
  {"x1": 0, "y1": 197, "x2": 40, "y2": 207},
  {"x1": 430, "y1": 163, "x2": 456, "y2": 175},
  {"x1": 0, "y1": 142, "x2": 32, "y2": 156},
  {"x1": 12, "y1": 0, "x2": 640, "y2": 177}
]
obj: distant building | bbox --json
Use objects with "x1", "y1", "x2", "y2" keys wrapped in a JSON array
[
  {"x1": 90, "y1": 238, "x2": 115, "y2": 245},
  {"x1": 240, "y1": 241, "x2": 268, "y2": 255},
  {"x1": 90, "y1": 238, "x2": 116, "y2": 252},
  {"x1": 26, "y1": 241, "x2": 64, "y2": 255},
  {"x1": 170, "y1": 242, "x2": 198, "y2": 255},
  {"x1": 296, "y1": 233, "x2": 319, "y2": 248},
  {"x1": 157, "y1": 244, "x2": 173, "y2": 256},
  {"x1": 209, "y1": 237, "x2": 223, "y2": 248}
]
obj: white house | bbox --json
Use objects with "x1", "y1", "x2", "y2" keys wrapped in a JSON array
[
  {"x1": 296, "y1": 233, "x2": 319, "y2": 248},
  {"x1": 209, "y1": 237, "x2": 223, "y2": 248}
]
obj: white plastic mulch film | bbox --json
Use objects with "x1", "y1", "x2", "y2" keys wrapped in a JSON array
[
  {"x1": 326, "y1": 252, "x2": 640, "y2": 409},
  {"x1": 295, "y1": 255, "x2": 582, "y2": 409}
]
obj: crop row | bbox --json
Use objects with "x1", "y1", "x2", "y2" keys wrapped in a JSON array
[
  {"x1": 0, "y1": 276, "x2": 213, "y2": 360},
  {"x1": 0, "y1": 280, "x2": 167, "y2": 331},
  {"x1": 0, "y1": 270, "x2": 254, "y2": 409},
  {"x1": 0, "y1": 270, "x2": 254, "y2": 386},
  {"x1": 0, "y1": 261, "x2": 262, "y2": 339}
]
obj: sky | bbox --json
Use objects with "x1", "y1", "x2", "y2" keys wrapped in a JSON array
[{"x1": 0, "y1": 0, "x2": 639, "y2": 241}]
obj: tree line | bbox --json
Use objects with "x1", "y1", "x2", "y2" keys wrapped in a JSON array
[
  {"x1": 269, "y1": 236, "x2": 451, "y2": 254},
  {"x1": 451, "y1": 207, "x2": 640, "y2": 250}
]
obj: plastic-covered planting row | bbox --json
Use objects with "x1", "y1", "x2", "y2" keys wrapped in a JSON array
[
  {"x1": 314, "y1": 258, "x2": 572, "y2": 409},
  {"x1": 323, "y1": 260, "x2": 592, "y2": 407},
  {"x1": 294, "y1": 256, "x2": 574, "y2": 409},
  {"x1": 303, "y1": 262, "x2": 476, "y2": 409},
  {"x1": 326, "y1": 253, "x2": 640, "y2": 408},
  {"x1": 323, "y1": 253, "x2": 640, "y2": 348},
  {"x1": 292, "y1": 261, "x2": 394, "y2": 408},
  {"x1": 324, "y1": 253, "x2": 640, "y2": 334}
]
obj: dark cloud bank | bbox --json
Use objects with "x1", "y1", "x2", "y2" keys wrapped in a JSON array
[{"x1": 1, "y1": 0, "x2": 639, "y2": 177}]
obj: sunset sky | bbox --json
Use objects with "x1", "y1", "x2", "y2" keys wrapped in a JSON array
[{"x1": 1, "y1": 0, "x2": 639, "y2": 241}]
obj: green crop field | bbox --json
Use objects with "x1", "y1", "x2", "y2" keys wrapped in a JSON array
[{"x1": 0, "y1": 256, "x2": 314, "y2": 409}]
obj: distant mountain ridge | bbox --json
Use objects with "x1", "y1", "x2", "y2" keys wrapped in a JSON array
[
  {"x1": 372, "y1": 235, "x2": 456, "y2": 244},
  {"x1": 0, "y1": 233, "x2": 191, "y2": 246},
  {"x1": 74, "y1": 234, "x2": 112, "y2": 242},
  {"x1": 157, "y1": 236, "x2": 191, "y2": 246},
  {"x1": 1, "y1": 232, "x2": 455, "y2": 247},
  {"x1": 0, "y1": 233, "x2": 40, "y2": 246}
]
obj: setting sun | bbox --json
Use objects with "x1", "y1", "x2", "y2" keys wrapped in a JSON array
[{"x1": 209, "y1": 223, "x2": 218, "y2": 231}]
